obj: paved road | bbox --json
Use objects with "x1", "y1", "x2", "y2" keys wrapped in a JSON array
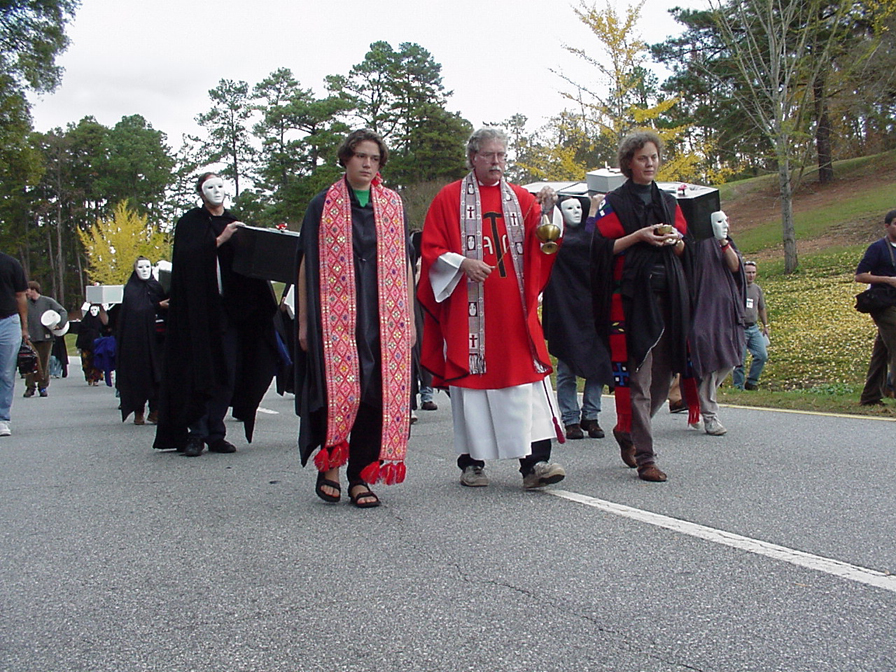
[{"x1": 1, "y1": 370, "x2": 893, "y2": 671}]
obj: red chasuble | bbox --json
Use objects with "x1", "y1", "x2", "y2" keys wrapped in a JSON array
[{"x1": 418, "y1": 180, "x2": 556, "y2": 389}]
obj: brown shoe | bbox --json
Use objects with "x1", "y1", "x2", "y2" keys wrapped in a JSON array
[
  {"x1": 638, "y1": 464, "x2": 667, "y2": 482},
  {"x1": 668, "y1": 400, "x2": 687, "y2": 414},
  {"x1": 134, "y1": 412, "x2": 145, "y2": 425},
  {"x1": 565, "y1": 423, "x2": 584, "y2": 440},
  {"x1": 580, "y1": 418, "x2": 605, "y2": 439},
  {"x1": 421, "y1": 401, "x2": 438, "y2": 411},
  {"x1": 613, "y1": 428, "x2": 637, "y2": 468}
]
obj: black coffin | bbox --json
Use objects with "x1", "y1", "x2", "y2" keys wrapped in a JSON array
[
  {"x1": 231, "y1": 225, "x2": 300, "y2": 284},
  {"x1": 659, "y1": 183, "x2": 721, "y2": 240}
]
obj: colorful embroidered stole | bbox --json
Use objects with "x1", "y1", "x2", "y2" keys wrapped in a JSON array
[
  {"x1": 315, "y1": 176, "x2": 411, "y2": 485},
  {"x1": 459, "y1": 172, "x2": 545, "y2": 376}
]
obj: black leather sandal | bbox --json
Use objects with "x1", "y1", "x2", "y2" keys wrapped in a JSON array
[
  {"x1": 315, "y1": 471, "x2": 341, "y2": 503},
  {"x1": 348, "y1": 483, "x2": 380, "y2": 508}
]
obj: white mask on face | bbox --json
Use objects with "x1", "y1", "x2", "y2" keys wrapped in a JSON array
[
  {"x1": 135, "y1": 259, "x2": 152, "y2": 281},
  {"x1": 201, "y1": 177, "x2": 226, "y2": 206},
  {"x1": 89, "y1": 305, "x2": 100, "y2": 317},
  {"x1": 560, "y1": 198, "x2": 583, "y2": 227}
]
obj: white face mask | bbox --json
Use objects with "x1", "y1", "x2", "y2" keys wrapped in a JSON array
[
  {"x1": 135, "y1": 260, "x2": 152, "y2": 281},
  {"x1": 201, "y1": 177, "x2": 226, "y2": 206},
  {"x1": 560, "y1": 199, "x2": 583, "y2": 227},
  {"x1": 89, "y1": 306, "x2": 100, "y2": 317},
  {"x1": 711, "y1": 210, "x2": 730, "y2": 241}
]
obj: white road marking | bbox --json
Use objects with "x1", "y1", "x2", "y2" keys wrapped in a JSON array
[
  {"x1": 549, "y1": 489, "x2": 896, "y2": 594},
  {"x1": 256, "y1": 407, "x2": 278, "y2": 415}
]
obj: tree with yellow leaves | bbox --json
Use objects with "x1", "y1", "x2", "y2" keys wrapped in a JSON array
[
  {"x1": 550, "y1": 0, "x2": 721, "y2": 183},
  {"x1": 78, "y1": 201, "x2": 170, "y2": 285}
]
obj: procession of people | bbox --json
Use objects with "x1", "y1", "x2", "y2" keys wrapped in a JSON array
[{"x1": 4, "y1": 125, "x2": 819, "y2": 504}]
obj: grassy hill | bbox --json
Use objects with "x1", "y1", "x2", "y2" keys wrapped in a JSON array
[{"x1": 710, "y1": 150, "x2": 896, "y2": 415}]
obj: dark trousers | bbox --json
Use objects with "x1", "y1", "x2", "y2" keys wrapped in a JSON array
[
  {"x1": 26, "y1": 340, "x2": 53, "y2": 392},
  {"x1": 346, "y1": 401, "x2": 384, "y2": 485},
  {"x1": 188, "y1": 322, "x2": 238, "y2": 446},
  {"x1": 457, "y1": 438, "x2": 552, "y2": 476},
  {"x1": 861, "y1": 306, "x2": 896, "y2": 404}
]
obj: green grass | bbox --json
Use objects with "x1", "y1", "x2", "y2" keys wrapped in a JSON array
[
  {"x1": 730, "y1": 150, "x2": 896, "y2": 253},
  {"x1": 707, "y1": 149, "x2": 896, "y2": 416}
]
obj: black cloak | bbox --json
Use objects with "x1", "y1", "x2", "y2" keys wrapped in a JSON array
[
  {"x1": 76, "y1": 310, "x2": 106, "y2": 351},
  {"x1": 116, "y1": 271, "x2": 166, "y2": 421},
  {"x1": 591, "y1": 180, "x2": 694, "y2": 373},
  {"x1": 273, "y1": 285, "x2": 296, "y2": 396},
  {"x1": 542, "y1": 204, "x2": 613, "y2": 383},
  {"x1": 153, "y1": 206, "x2": 278, "y2": 449}
]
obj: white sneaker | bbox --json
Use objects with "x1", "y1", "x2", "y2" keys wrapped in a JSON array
[
  {"x1": 688, "y1": 419, "x2": 704, "y2": 431},
  {"x1": 0, "y1": 421, "x2": 10, "y2": 437},
  {"x1": 704, "y1": 418, "x2": 727, "y2": 436},
  {"x1": 522, "y1": 461, "x2": 566, "y2": 489},
  {"x1": 460, "y1": 465, "x2": 488, "y2": 487}
]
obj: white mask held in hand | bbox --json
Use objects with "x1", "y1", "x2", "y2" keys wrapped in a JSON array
[
  {"x1": 135, "y1": 259, "x2": 152, "y2": 281},
  {"x1": 711, "y1": 210, "x2": 729, "y2": 241},
  {"x1": 559, "y1": 198, "x2": 583, "y2": 227}
]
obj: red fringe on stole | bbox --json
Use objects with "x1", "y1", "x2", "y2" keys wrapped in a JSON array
[
  {"x1": 360, "y1": 461, "x2": 406, "y2": 486},
  {"x1": 313, "y1": 441, "x2": 349, "y2": 472},
  {"x1": 682, "y1": 376, "x2": 701, "y2": 425}
]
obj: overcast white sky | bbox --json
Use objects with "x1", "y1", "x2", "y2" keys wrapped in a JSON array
[{"x1": 28, "y1": 0, "x2": 704, "y2": 150}]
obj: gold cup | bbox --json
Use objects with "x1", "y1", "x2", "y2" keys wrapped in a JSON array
[
  {"x1": 655, "y1": 224, "x2": 674, "y2": 235},
  {"x1": 536, "y1": 213, "x2": 561, "y2": 254}
]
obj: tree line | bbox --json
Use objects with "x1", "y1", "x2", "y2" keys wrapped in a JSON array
[{"x1": 1, "y1": 0, "x2": 895, "y2": 310}]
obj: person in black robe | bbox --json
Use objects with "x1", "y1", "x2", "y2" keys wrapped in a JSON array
[
  {"x1": 273, "y1": 284, "x2": 296, "y2": 396},
  {"x1": 117, "y1": 257, "x2": 167, "y2": 425},
  {"x1": 296, "y1": 129, "x2": 414, "y2": 508},
  {"x1": 542, "y1": 195, "x2": 613, "y2": 440},
  {"x1": 76, "y1": 304, "x2": 108, "y2": 385},
  {"x1": 153, "y1": 172, "x2": 278, "y2": 456},
  {"x1": 590, "y1": 130, "x2": 694, "y2": 483}
]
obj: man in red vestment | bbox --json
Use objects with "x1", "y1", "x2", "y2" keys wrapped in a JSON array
[{"x1": 418, "y1": 127, "x2": 566, "y2": 489}]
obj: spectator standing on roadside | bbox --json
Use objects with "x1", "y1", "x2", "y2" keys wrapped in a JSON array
[
  {"x1": 0, "y1": 251, "x2": 28, "y2": 436},
  {"x1": 24, "y1": 281, "x2": 67, "y2": 398},
  {"x1": 732, "y1": 261, "x2": 769, "y2": 390},
  {"x1": 856, "y1": 209, "x2": 896, "y2": 405}
]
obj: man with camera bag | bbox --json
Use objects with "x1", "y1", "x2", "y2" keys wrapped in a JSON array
[{"x1": 856, "y1": 209, "x2": 896, "y2": 406}]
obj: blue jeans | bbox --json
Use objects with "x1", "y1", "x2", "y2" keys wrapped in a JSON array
[
  {"x1": 733, "y1": 324, "x2": 768, "y2": 388},
  {"x1": 420, "y1": 385, "x2": 433, "y2": 404},
  {"x1": 0, "y1": 315, "x2": 23, "y2": 422},
  {"x1": 556, "y1": 359, "x2": 602, "y2": 426}
]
